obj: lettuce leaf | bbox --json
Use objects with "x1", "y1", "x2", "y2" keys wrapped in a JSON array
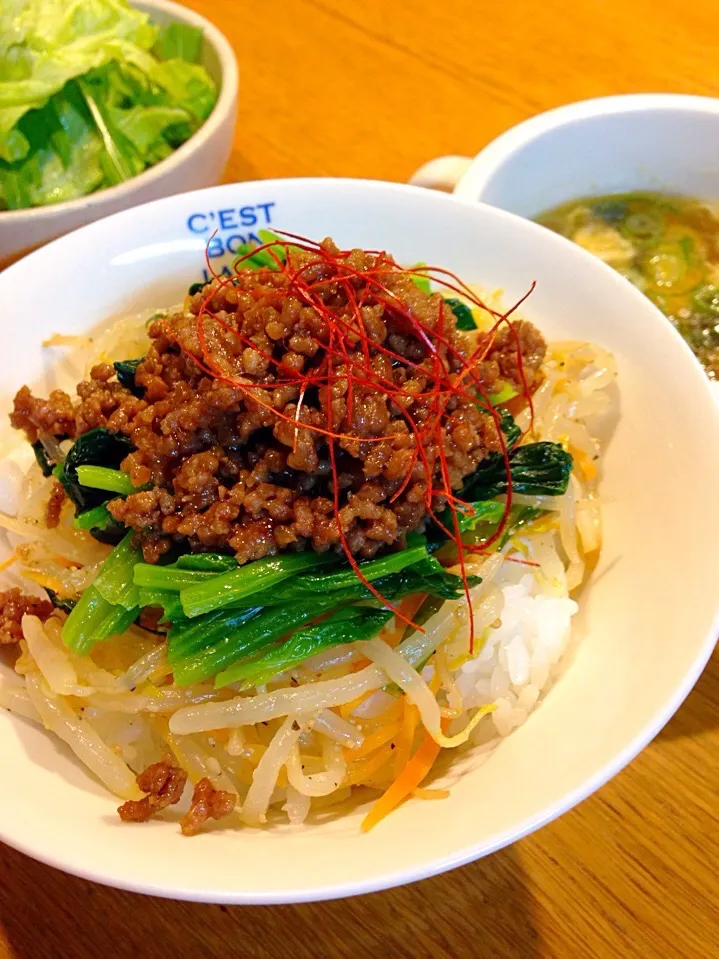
[
  {"x1": 153, "y1": 23, "x2": 203, "y2": 64},
  {"x1": 0, "y1": 0, "x2": 218, "y2": 208}
]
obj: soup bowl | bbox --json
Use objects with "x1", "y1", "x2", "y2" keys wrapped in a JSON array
[
  {"x1": 410, "y1": 94, "x2": 719, "y2": 397},
  {"x1": 0, "y1": 178, "x2": 718, "y2": 903},
  {"x1": 409, "y1": 94, "x2": 719, "y2": 216}
]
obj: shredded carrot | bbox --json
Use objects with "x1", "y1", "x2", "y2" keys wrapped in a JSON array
[
  {"x1": 393, "y1": 699, "x2": 419, "y2": 777},
  {"x1": 354, "y1": 697, "x2": 404, "y2": 732},
  {"x1": 340, "y1": 690, "x2": 372, "y2": 718},
  {"x1": 350, "y1": 656, "x2": 371, "y2": 672},
  {"x1": 344, "y1": 742, "x2": 395, "y2": 786},
  {"x1": 239, "y1": 743, "x2": 266, "y2": 767},
  {"x1": 20, "y1": 569, "x2": 64, "y2": 594},
  {"x1": 344, "y1": 721, "x2": 401, "y2": 761},
  {"x1": 0, "y1": 553, "x2": 18, "y2": 572},
  {"x1": 572, "y1": 447, "x2": 597, "y2": 481},
  {"x1": 412, "y1": 787, "x2": 450, "y2": 801},
  {"x1": 361, "y1": 729, "x2": 442, "y2": 832},
  {"x1": 51, "y1": 555, "x2": 81, "y2": 570}
]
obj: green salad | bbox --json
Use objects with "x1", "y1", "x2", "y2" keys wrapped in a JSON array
[{"x1": 0, "y1": 0, "x2": 219, "y2": 210}]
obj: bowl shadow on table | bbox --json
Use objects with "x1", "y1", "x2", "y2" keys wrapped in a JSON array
[{"x1": 0, "y1": 838, "x2": 542, "y2": 959}]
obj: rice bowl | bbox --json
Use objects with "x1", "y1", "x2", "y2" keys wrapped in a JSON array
[{"x1": 0, "y1": 179, "x2": 717, "y2": 903}]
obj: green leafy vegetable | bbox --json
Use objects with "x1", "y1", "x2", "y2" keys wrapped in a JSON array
[
  {"x1": 133, "y1": 565, "x2": 217, "y2": 591},
  {"x1": 136, "y1": 587, "x2": 183, "y2": 625},
  {"x1": 444, "y1": 500, "x2": 506, "y2": 536},
  {"x1": 114, "y1": 358, "x2": 144, "y2": 396},
  {"x1": 460, "y1": 441, "x2": 573, "y2": 502},
  {"x1": 58, "y1": 427, "x2": 134, "y2": 512},
  {"x1": 172, "y1": 599, "x2": 335, "y2": 686},
  {"x1": 167, "y1": 606, "x2": 262, "y2": 663},
  {"x1": 175, "y1": 553, "x2": 238, "y2": 573},
  {"x1": 0, "y1": 0, "x2": 218, "y2": 210},
  {"x1": 61, "y1": 583, "x2": 136, "y2": 655},
  {"x1": 445, "y1": 297, "x2": 475, "y2": 330},
  {"x1": 45, "y1": 588, "x2": 76, "y2": 614},
  {"x1": 32, "y1": 441, "x2": 56, "y2": 477},
  {"x1": 215, "y1": 607, "x2": 394, "y2": 689},
  {"x1": 179, "y1": 551, "x2": 341, "y2": 619},
  {"x1": 409, "y1": 263, "x2": 431, "y2": 293},
  {"x1": 93, "y1": 532, "x2": 143, "y2": 609},
  {"x1": 153, "y1": 23, "x2": 203, "y2": 63},
  {"x1": 488, "y1": 381, "x2": 518, "y2": 405},
  {"x1": 73, "y1": 503, "x2": 115, "y2": 531},
  {"x1": 493, "y1": 406, "x2": 522, "y2": 450},
  {"x1": 75, "y1": 465, "x2": 141, "y2": 496},
  {"x1": 232, "y1": 552, "x2": 478, "y2": 609}
]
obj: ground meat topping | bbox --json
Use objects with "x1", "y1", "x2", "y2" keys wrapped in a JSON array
[
  {"x1": 117, "y1": 759, "x2": 188, "y2": 823},
  {"x1": 0, "y1": 589, "x2": 53, "y2": 645},
  {"x1": 180, "y1": 777, "x2": 236, "y2": 836},
  {"x1": 44, "y1": 481, "x2": 66, "y2": 529},
  {"x1": 12, "y1": 240, "x2": 547, "y2": 565}
]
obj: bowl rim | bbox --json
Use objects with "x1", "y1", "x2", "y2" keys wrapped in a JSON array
[
  {"x1": 0, "y1": 0, "x2": 239, "y2": 224},
  {"x1": 455, "y1": 92, "x2": 719, "y2": 201},
  {"x1": 1, "y1": 177, "x2": 719, "y2": 903}
]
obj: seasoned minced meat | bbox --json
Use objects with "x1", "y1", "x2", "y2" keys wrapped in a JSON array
[
  {"x1": 117, "y1": 759, "x2": 188, "y2": 823},
  {"x1": 180, "y1": 777, "x2": 235, "y2": 836},
  {"x1": 11, "y1": 240, "x2": 546, "y2": 564},
  {"x1": 45, "y1": 481, "x2": 66, "y2": 529},
  {"x1": 0, "y1": 589, "x2": 53, "y2": 645}
]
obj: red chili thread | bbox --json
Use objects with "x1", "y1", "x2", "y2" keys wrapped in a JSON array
[{"x1": 177, "y1": 236, "x2": 539, "y2": 648}]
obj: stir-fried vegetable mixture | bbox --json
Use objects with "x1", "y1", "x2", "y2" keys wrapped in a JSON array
[{"x1": 0, "y1": 0, "x2": 218, "y2": 210}]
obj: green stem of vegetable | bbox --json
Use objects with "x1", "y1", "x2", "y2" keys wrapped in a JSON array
[
  {"x1": 282, "y1": 539, "x2": 428, "y2": 595},
  {"x1": 61, "y1": 585, "x2": 137, "y2": 654},
  {"x1": 93, "y1": 532, "x2": 143, "y2": 609},
  {"x1": 73, "y1": 503, "x2": 115, "y2": 531},
  {"x1": 215, "y1": 607, "x2": 394, "y2": 689},
  {"x1": 133, "y1": 565, "x2": 217, "y2": 591},
  {"x1": 168, "y1": 606, "x2": 263, "y2": 662},
  {"x1": 175, "y1": 554, "x2": 238, "y2": 573},
  {"x1": 75, "y1": 465, "x2": 141, "y2": 496},
  {"x1": 136, "y1": 587, "x2": 184, "y2": 624},
  {"x1": 179, "y1": 551, "x2": 340, "y2": 619},
  {"x1": 171, "y1": 595, "x2": 343, "y2": 686}
]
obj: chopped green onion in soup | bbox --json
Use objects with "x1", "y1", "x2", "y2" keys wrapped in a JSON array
[{"x1": 536, "y1": 192, "x2": 719, "y2": 379}]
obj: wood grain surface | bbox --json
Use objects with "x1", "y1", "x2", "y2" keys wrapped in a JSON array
[{"x1": 2, "y1": 2, "x2": 718, "y2": 956}]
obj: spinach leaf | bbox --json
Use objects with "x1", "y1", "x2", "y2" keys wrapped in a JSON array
[
  {"x1": 32, "y1": 441, "x2": 56, "y2": 477},
  {"x1": 460, "y1": 441, "x2": 573, "y2": 502},
  {"x1": 445, "y1": 297, "x2": 476, "y2": 330},
  {"x1": 45, "y1": 588, "x2": 77, "y2": 614},
  {"x1": 74, "y1": 502, "x2": 127, "y2": 545},
  {"x1": 216, "y1": 606, "x2": 395, "y2": 690},
  {"x1": 58, "y1": 427, "x2": 134, "y2": 513},
  {"x1": 114, "y1": 358, "x2": 144, "y2": 397},
  {"x1": 188, "y1": 281, "x2": 205, "y2": 296}
]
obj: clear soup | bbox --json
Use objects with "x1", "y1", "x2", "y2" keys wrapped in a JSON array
[{"x1": 537, "y1": 192, "x2": 719, "y2": 379}]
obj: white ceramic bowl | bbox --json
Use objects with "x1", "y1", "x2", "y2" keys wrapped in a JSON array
[
  {"x1": 411, "y1": 95, "x2": 719, "y2": 399},
  {"x1": 409, "y1": 94, "x2": 719, "y2": 215},
  {"x1": 1, "y1": 179, "x2": 718, "y2": 904},
  {"x1": 0, "y1": 0, "x2": 238, "y2": 267}
]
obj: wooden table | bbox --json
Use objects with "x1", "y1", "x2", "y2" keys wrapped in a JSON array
[{"x1": 2, "y1": 2, "x2": 718, "y2": 956}]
